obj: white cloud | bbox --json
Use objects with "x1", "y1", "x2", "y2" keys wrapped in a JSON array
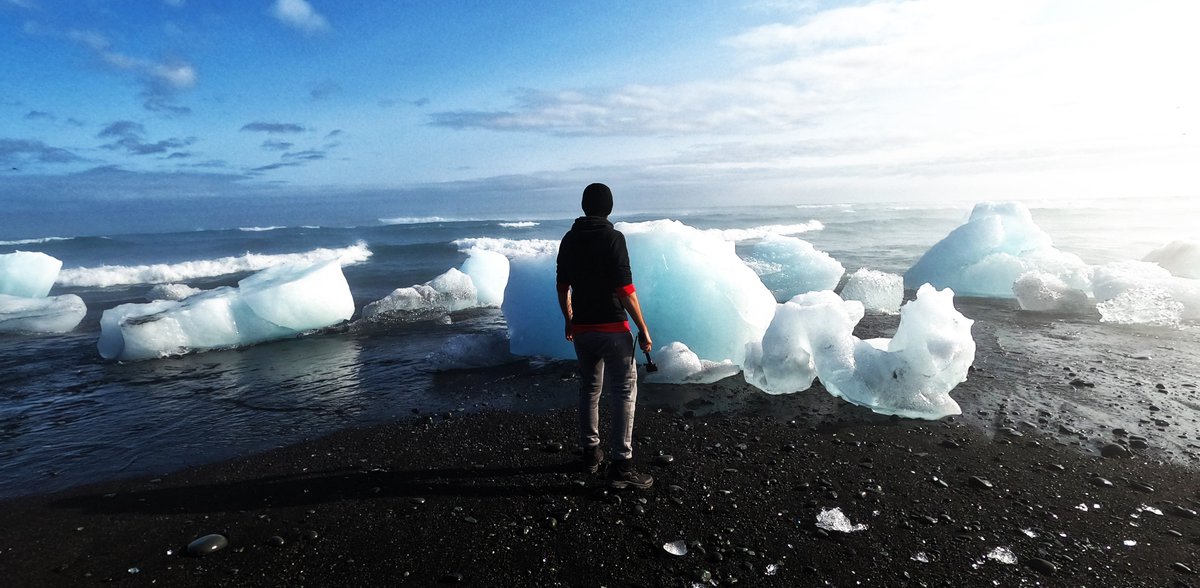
[
  {"x1": 271, "y1": 0, "x2": 329, "y2": 34},
  {"x1": 431, "y1": 0, "x2": 1200, "y2": 200}
]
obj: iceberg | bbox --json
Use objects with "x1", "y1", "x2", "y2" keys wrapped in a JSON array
[
  {"x1": 1093, "y1": 260, "x2": 1200, "y2": 321},
  {"x1": 743, "y1": 285, "x2": 974, "y2": 419},
  {"x1": 363, "y1": 268, "x2": 478, "y2": 319},
  {"x1": 0, "y1": 251, "x2": 61, "y2": 298},
  {"x1": 459, "y1": 248, "x2": 509, "y2": 307},
  {"x1": 840, "y1": 268, "x2": 903, "y2": 314},
  {"x1": 98, "y1": 259, "x2": 354, "y2": 361},
  {"x1": 0, "y1": 251, "x2": 86, "y2": 334},
  {"x1": 744, "y1": 234, "x2": 844, "y2": 301},
  {"x1": 1144, "y1": 239, "x2": 1200, "y2": 279},
  {"x1": 499, "y1": 220, "x2": 778, "y2": 366},
  {"x1": 619, "y1": 220, "x2": 777, "y2": 366},
  {"x1": 0, "y1": 293, "x2": 87, "y2": 334},
  {"x1": 1012, "y1": 271, "x2": 1091, "y2": 313},
  {"x1": 904, "y1": 202, "x2": 1091, "y2": 298}
]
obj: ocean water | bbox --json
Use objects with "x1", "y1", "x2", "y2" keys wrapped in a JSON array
[{"x1": 1, "y1": 195, "x2": 1196, "y2": 499}]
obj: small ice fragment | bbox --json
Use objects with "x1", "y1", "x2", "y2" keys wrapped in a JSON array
[
  {"x1": 765, "y1": 563, "x2": 779, "y2": 576},
  {"x1": 127, "y1": 567, "x2": 140, "y2": 574},
  {"x1": 1093, "y1": 503, "x2": 1101, "y2": 510},
  {"x1": 911, "y1": 552, "x2": 930, "y2": 563},
  {"x1": 663, "y1": 540, "x2": 688, "y2": 556},
  {"x1": 985, "y1": 547, "x2": 1017, "y2": 565},
  {"x1": 815, "y1": 507, "x2": 868, "y2": 532},
  {"x1": 1123, "y1": 540, "x2": 1137, "y2": 547},
  {"x1": 1021, "y1": 528, "x2": 1038, "y2": 538},
  {"x1": 1075, "y1": 503, "x2": 1089, "y2": 511},
  {"x1": 1137, "y1": 504, "x2": 1164, "y2": 516}
]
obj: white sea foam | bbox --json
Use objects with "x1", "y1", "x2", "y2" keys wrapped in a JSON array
[
  {"x1": 379, "y1": 216, "x2": 454, "y2": 225},
  {"x1": 709, "y1": 221, "x2": 825, "y2": 242},
  {"x1": 452, "y1": 237, "x2": 558, "y2": 258},
  {"x1": 58, "y1": 242, "x2": 372, "y2": 288},
  {"x1": 238, "y1": 226, "x2": 285, "y2": 232},
  {"x1": 499, "y1": 221, "x2": 539, "y2": 228},
  {"x1": 0, "y1": 236, "x2": 73, "y2": 246}
]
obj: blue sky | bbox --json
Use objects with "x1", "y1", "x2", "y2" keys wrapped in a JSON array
[{"x1": 2, "y1": 0, "x2": 1198, "y2": 213}]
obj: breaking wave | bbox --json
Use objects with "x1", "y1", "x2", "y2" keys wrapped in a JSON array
[{"x1": 57, "y1": 242, "x2": 373, "y2": 288}]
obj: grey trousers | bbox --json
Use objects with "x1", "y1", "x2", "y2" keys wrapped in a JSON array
[{"x1": 573, "y1": 330, "x2": 638, "y2": 460}]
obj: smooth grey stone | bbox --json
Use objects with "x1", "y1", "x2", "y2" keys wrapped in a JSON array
[
  {"x1": 186, "y1": 534, "x2": 228, "y2": 557},
  {"x1": 1026, "y1": 557, "x2": 1057, "y2": 575},
  {"x1": 266, "y1": 535, "x2": 285, "y2": 547},
  {"x1": 653, "y1": 454, "x2": 675, "y2": 466},
  {"x1": 1090, "y1": 476, "x2": 1114, "y2": 487},
  {"x1": 1100, "y1": 443, "x2": 1129, "y2": 458},
  {"x1": 969, "y1": 476, "x2": 994, "y2": 490}
]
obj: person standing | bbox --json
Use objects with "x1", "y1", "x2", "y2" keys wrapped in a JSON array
[{"x1": 556, "y1": 183, "x2": 654, "y2": 490}]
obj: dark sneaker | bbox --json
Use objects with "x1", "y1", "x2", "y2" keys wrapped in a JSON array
[
  {"x1": 581, "y1": 446, "x2": 604, "y2": 475},
  {"x1": 607, "y1": 459, "x2": 653, "y2": 490}
]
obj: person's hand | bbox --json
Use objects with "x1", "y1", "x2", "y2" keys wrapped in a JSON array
[
  {"x1": 564, "y1": 321, "x2": 574, "y2": 342},
  {"x1": 637, "y1": 329, "x2": 652, "y2": 353}
]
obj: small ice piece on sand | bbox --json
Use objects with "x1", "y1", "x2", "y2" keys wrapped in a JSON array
[
  {"x1": 1097, "y1": 286, "x2": 1184, "y2": 327},
  {"x1": 1013, "y1": 271, "x2": 1091, "y2": 313},
  {"x1": 663, "y1": 540, "x2": 687, "y2": 556},
  {"x1": 815, "y1": 507, "x2": 867, "y2": 533},
  {"x1": 911, "y1": 552, "x2": 930, "y2": 563},
  {"x1": 1137, "y1": 504, "x2": 1163, "y2": 516},
  {"x1": 985, "y1": 547, "x2": 1017, "y2": 565},
  {"x1": 645, "y1": 341, "x2": 740, "y2": 384},
  {"x1": 1123, "y1": 540, "x2": 1137, "y2": 547},
  {"x1": 840, "y1": 268, "x2": 903, "y2": 314}
]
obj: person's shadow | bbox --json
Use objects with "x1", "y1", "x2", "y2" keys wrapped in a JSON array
[{"x1": 51, "y1": 460, "x2": 588, "y2": 515}]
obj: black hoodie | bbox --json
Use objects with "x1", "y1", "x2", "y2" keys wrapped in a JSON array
[{"x1": 556, "y1": 216, "x2": 634, "y2": 326}]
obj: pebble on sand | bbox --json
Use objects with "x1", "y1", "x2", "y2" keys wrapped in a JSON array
[{"x1": 185, "y1": 534, "x2": 229, "y2": 557}]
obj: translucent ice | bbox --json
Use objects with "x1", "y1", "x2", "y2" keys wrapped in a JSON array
[
  {"x1": 363, "y1": 268, "x2": 478, "y2": 319},
  {"x1": 985, "y1": 547, "x2": 1017, "y2": 565},
  {"x1": 459, "y1": 248, "x2": 509, "y2": 307},
  {"x1": 744, "y1": 285, "x2": 974, "y2": 419},
  {"x1": 0, "y1": 293, "x2": 87, "y2": 333},
  {"x1": 645, "y1": 341, "x2": 740, "y2": 384},
  {"x1": 98, "y1": 259, "x2": 354, "y2": 360},
  {"x1": 502, "y1": 248, "x2": 573, "y2": 359},
  {"x1": 1097, "y1": 286, "x2": 1184, "y2": 327},
  {"x1": 0, "y1": 251, "x2": 86, "y2": 333},
  {"x1": 1013, "y1": 271, "x2": 1091, "y2": 313},
  {"x1": 1144, "y1": 239, "x2": 1200, "y2": 279},
  {"x1": 744, "y1": 234, "x2": 844, "y2": 301},
  {"x1": 815, "y1": 507, "x2": 867, "y2": 533},
  {"x1": 146, "y1": 283, "x2": 203, "y2": 301},
  {"x1": 1093, "y1": 261, "x2": 1200, "y2": 322},
  {"x1": 904, "y1": 202, "x2": 1091, "y2": 298},
  {"x1": 618, "y1": 220, "x2": 777, "y2": 366},
  {"x1": 840, "y1": 268, "x2": 903, "y2": 314},
  {"x1": 0, "y1": 251, "x2": 62, "y2": 298}
]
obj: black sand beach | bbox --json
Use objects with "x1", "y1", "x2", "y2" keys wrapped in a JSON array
[{"x1": 2, "y1": 301, "x2": 1199, "y2": 587}]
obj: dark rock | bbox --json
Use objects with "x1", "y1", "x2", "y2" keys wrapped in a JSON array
[
  {"x1": 653, "y1": 454, "x2": 675, "y2": 466},
  {"x1": 1130, "y1": 481, "x2": 1155, "y2": 493},
  {"x1": 543, "y1": 441, "x2": 563, "y2": 453},
  {"x1": 186, "y1": 534, "x2": 229, "y2": 557},
  {"x1": 968, "y1": 476, "x2": 994, "y2": 490},
  {"x1": 266, "y1": 535, "x2": 285, "y2": 547},
  {"x1": 1090, "y1": 476, "x2": 1114, "y2": 488},
  {"x1": 1172, "y1": 562, "x2": 1196, "y2": 575},
  {"x1": 440, "y1": 572, "x2": 465, "y2": 583},
  {"x1": 940, "y1": 440, "x2": 961, "y2": 449},
  {"x1": 1026, "y1": 557, "x2": 1057, "y2": 575},
  {"x1": 1130, "y1": 439, "x2": 1149, "y2": 450},
  {"x1": 1100, "y1": 444, "x2": 1129, "y2": 458},
  {"x1": 1168, "y1": 505, "x2": 1198, "y2": 519}
]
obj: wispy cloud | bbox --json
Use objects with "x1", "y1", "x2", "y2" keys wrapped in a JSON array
[
  {"x1": 23, "y1": 110, "x2": 54, "y2": 121},
  {"x1": 241, "y1": 122, "x2": 306, "y2": 134},
  {"x1": 282, "y1": 149, "x2": 326, "y2": 161},
  {"x1": 310, "y1": 80, "x2": 342, "y2": 100},
  {"x1": 98, "y1": 120, "x2": 195, "y2": 155},
  {"x1": 261, "y1": 140, "x2": 294, "y2": 151},
  {"x1": 271, "y1": 0, "x2": 329, "y2": 34},
  {"x1": 0, "y1": 138, "x2": 80, "y2": 164},
  {"x1": 67, "y1": 29, "x2": 196, "y2": 114}
]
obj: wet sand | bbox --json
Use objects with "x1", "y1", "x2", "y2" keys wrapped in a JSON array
[{"x1": 2, "y1": 300, "x2": 1199, "y2": 586}]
